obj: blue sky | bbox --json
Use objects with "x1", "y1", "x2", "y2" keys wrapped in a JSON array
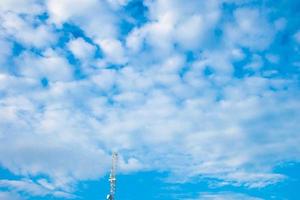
[{"x1": 0, "y1": 0, "x2": 300, "y2": 199}]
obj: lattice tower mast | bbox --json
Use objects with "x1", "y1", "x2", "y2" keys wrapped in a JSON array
[{"x1": 107, "y1": 152, "x2": 118, "y2": 200}]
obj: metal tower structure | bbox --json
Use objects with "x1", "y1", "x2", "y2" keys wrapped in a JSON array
[{"x1": 106, "y1": 152, "x2": 118, "y2": 200}]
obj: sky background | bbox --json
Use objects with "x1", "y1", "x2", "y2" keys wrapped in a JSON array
[{"x1": 0, "y1": 0, "x2": 300, "y2": 199}]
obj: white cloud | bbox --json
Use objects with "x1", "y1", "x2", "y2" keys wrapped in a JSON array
[
  {"x1": 175, "y1": 14, "x2": 205, "y2": 50},
  {"x1": 0, "y1": 191, "x2": 22, "y2": 200},
  {"x1": 0, "y1": 39, "x2": 12, "y2": 67},
  {"x1": 225, "y1": 8, "x2": 275, "y2": 50},
  {"x1": 16, "y1": 49, "x2": 73, "y2": 82},
  {"x1": 118, "y1": 156, "x2": 144, "y2": 173},
  {"x1": 126, "y1": 16, "x2": 175, "y2": 57},
  {"x1": 105, "y1": 0, "x2": 131, "y2": 9},
  {"x1": 90, "y1": 69, "x2": 117, "y2": 91},
  {"x1": 0, "y1": 12, "x2": 57, "y2": 48},
  {"x1": 0, "y1": 0, "x2": 299, "y2": 199},
  {"x1": 126, "y1": 28, "x2": 145, "y2": 53},
  {"x1": 230, "y1": 48, "x2": 245, "y2": 61},
  {"x1": 3, "y1": 55, "x2": 299, "y2": 197},
  {"x1": 126, "y1": 0, "x2": 221, "y2": 55},
  {"x1": 98, "y1": 38, "x2": 127, "y2": 64},
  {"x1": 0, "y1": 74, "x2": 39, "y2": 100},
  {"x1": 46, "y1": 0, "x2": 98, "y2": 24},
  {"x1": 0, "y1": 0, "x2": 43, "y2": 14},
  {"x1": 0, "y1": 179, "x2": 74, "y2": 198},
  {"x1": 47, "y1": 0, "x2": 118, "y2": 41},
  {"x1": 67, "y1": 38, "x2": 96, "y2": 61},
  {"x1": 0, "y1": 94, "x2": 111, "y2": 190},
  {"x1": 197, "y1": 192, "x2": 263, "y2": 200},
  {"x1": 213, "y1": 172, "x2": 285, "y2": 188}
]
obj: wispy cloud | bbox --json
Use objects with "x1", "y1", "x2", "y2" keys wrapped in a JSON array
[{"x1": 197, "y1": 192, "x2": 263, "y2": 200}]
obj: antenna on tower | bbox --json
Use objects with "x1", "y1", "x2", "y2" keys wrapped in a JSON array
[{"x1": 107, "y1": 152, "x2": 118, "y2": 200}]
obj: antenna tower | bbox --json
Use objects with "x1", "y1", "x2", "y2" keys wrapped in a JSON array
[{"x1": 107, "y1": 152, "x2": 118, "y2": 200}]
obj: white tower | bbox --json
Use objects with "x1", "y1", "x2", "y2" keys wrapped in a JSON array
[{"x1": 107, "y1": 152, "x2": 118, "y2": 200}]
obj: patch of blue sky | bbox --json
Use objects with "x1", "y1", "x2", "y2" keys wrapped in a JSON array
[
  {"x1": 6, "y1": 162, "x2": 298, "y2": 200},
  {"x1": 11, "y1": 41, "x2": 25, "y2": 56},
  {"x1": 120, "y1": 0, "x2": 148, "y2": 36}
]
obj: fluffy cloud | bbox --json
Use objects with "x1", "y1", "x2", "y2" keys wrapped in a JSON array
[
  {"x1": 224, "y1": 7, "x2": 275, "y2": 50},
  {"x1": 126, "y1": 0, "x2": 220, "y2": 55},
  {"x1": 0, "y1": 83, "x2": 111, "y2": 182},
  {"x1": 0, "y1": 0, "x2": 299, "y2": 199},
  {"x1": 175, "y1": 14, "x2": 205, "y2": 50},
  {"x1": 47, "y1": 0, "x2": 118, "y2": 41},
  {"x1": 98, "y1": 38, "x2": 127, "y2": 64},
  {"x1": 0, "y1": 0, "x2": 43, "y2": 14},
  {"x1": 67, "y1": 38, "x2": 96, "y2": 61},
  {"x1": 2, "y1": 61, "x2": 298, "y2": 194},
  {"x1": 46, "y1": 0, "x2": 100, "y2": 24},
  {"x1": 15, "y1": 49, "x2": 73, "y2": 82},
  {"x1": 0, "y1": 12, "x2": 56, "y2": 48}
]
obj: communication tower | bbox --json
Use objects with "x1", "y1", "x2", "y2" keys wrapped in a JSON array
[{"x1": 106, "y1": 152, "x2": 118, "y2": 200}]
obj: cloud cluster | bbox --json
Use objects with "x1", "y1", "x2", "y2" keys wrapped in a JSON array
[
  {"x1": 0, "y1": 0, "x2": 299, "y2": 198},
  {"x1": 0, "y1": 179, "x2": 74, "y2": 199},
  {"x1": 0, "y1": 191, "x2": 21, "y2": 200}
]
